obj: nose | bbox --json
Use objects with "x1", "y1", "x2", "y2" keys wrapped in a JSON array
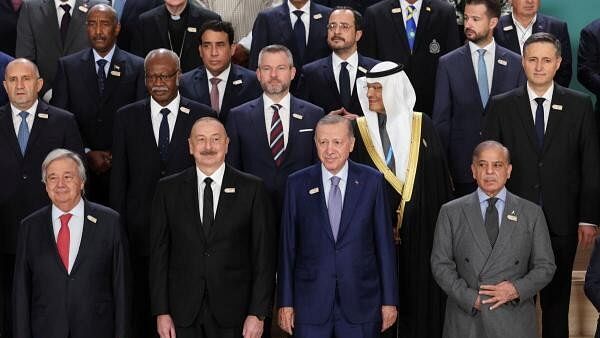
[
  {"x1": 485, "y1": 164, "x2": 494, "y2": 174},
  {"x1": 210, "y1": 45, "x2": 218, "y2": 56}
]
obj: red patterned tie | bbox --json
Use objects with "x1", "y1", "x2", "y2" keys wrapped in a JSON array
[
  {"x1": 57, "y1": 213, "x2": 72, "y2": 271},
  {"x1": 269, "y1": 104, "x2": 284, "y2": 166}
]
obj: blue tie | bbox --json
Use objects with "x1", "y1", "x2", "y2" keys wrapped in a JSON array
[
  {"x1": 339, "y1": 62, "x2": 351, "y2": 110},
  {"x1": 534, "y1": 98, "x2": 545, "y2": 150},
  {"x1": 158, "y1": 108, "x2": 170, "y2": 162},
  {"x1": 406, "y1": 5, "x2": 417, "y2": 52},
  {"x1": 293, "y1": 10, "x2": 306, "y2": 64},
  {"x1": 17, "y1": 111, "x2": 29, "y2": 155},
  {"x1": 97, "y1": 59, "x2": 108, "y2": 95},
  {"x1": 477, "y1": 49, "x2": 489, "y2": 107},
  {"x1": 328, "y1": 176, "x2": 342, "y2": 241}
]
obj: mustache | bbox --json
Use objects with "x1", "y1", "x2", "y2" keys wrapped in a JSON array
[
  {"x1": 151, "y1": 86, "x2": 169, "y2": 93},
  {"x1": 200, "y1": 150, "x2": 218, "y2": 156}
]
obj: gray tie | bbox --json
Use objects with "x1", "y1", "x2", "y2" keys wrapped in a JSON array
[
  {"x1": 378, "y1": 114, "x2": 395, "y2": 174},
  {"x1": 477, "y1": 49, "x2": 489, "y2": 107},
  {"x1": 328, "y1": 176, "x2": 342, "y2": 241},
  {"x1": 17, "y1": 111, "x2": 30, "y2": 155},
  {"x1": 485, "y1": 197, "x2": 499, "y2": 247}
]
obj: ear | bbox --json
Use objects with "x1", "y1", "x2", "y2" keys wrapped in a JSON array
[{"x1": 355, "y1": 30, "x2": 363, "y2": 42}]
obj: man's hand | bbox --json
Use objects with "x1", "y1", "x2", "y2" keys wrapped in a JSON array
[
  {"x1": 329, "y1": 107, "x2": 359, "y2": 120},
  {"x1": 242, "y1": 315, "x2": 264, "y2": 338},
  {"x1": 86, "y1": 150, "x2": 112, "y2": 174},
  {"x1": 157, "y1": 314, "x2": 176, "y2": 338},
  {"x1": 578, "y1": 225, "x2": 597, "y2": 248},
  {"x1": 381, "y1": 305, "x2": 397, "y2": 332},
  {"x1": 278, "y1": 307, "x2": 294, "y2": 335},
  {"x1": 473, "y1": 295, "x2": 481, "y2": 310},
  {"x1": 479, "y1": 281, "x2": 519, "y2": 310},
  {"x1": 232, "y1": 43, "x2": 250, "y2": 67}
]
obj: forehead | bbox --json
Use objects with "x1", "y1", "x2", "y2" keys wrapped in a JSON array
[
  {"x1": 191, "y1": 121, "x2": 226, "y2": 136},
  {"x1": 329, "y1": 10, "x2": 354, "y2": 23},
  {"x1": 475, "y1": 148, "x2": 507, "y2": 162},
  {"x1": 316, "y1": 122, "x2": 348, "y2": 138},
  {"x1": 464, "y1": 3, "x2": 488, "y2": 15},
  {"x1": 524, "y1": 42, "x2": 558, "y2": 57},
  {"x1": 260, "y1": 51, "x2": 288, "y2": 66},
  {"x1": 201, "y1": 29, "x2": 229, "y2": 43},
  {"x1": 6, "y1": 62, "x2": 36, "y2": 77},
  {"x1": 47, "y1": 158, "x2": 79, "y2": 173},
  {"x1": 147, "y1": 56, "x2": 177, "y2": 72},
  {"x1": 88, "y1": 8, "x2": 115, "y2": 21}
]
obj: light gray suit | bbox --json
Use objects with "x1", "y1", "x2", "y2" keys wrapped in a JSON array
[{"x1": 431, "y1": 190, "x2": 556, "y2": 338}]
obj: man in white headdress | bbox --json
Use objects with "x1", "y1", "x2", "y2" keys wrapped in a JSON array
[{"x1": 350, "y1": 61, "x2": 453, "y2": 338}]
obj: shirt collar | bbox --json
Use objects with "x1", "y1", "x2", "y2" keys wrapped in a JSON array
[
  {"x1": 263, "y1": 92, "x2": 291, "y2": 113},
  {"x1": 55, "y1": 0, "x2": 76, "y2": 11},
  {"x1": 150, "y1": 93, "x2": 181, "y2": 117},
  {"x1": 11, "y1": 100, "x2": 39, "y2": 117},
  {"x1": 321, "y1": 160, "x2": 349, "y2": 184},
  {"x1": 512, "y1": 13, "x2": 537, "y2": 31},
  {"x1": 288, "y1": 0, "x2": 310, "y2": 14},
  {"x1": 400, "y1": 0, "x2": 422, "y2": 13},
  {"x1": 196, "y1": 162, "x2": 226, "y2": 186},
  {"x1": 52, "y1": 197, "x2": 84, "y2": 221},
  {"x1": 207, "y1": 64, "x2": 232, "y2": 81},
  {"x1": 526, "y1": 82, "x2": 554, "y2": 103},
  {"x1": 477, "y1": 186, "x2": 507, "y2": 204},
  {"x1": 468, "y1": 39, "x2": 496, "y2": 55},
  {"x1": 332, "y1": 51, "x2": 359, "y2": 69},
  {"x1": 92, "y1": 45, "x2": 116, "y2": 65}
]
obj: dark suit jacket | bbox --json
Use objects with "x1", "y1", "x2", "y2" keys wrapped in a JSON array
[
  {"x1": 0, "y1": 52, "x2": 14, "y2": 106},
  {"x1": 433, "y1": 43, "x2": 525, "y2": 184},
  {"x1": 249, "y1": 1, "x2": 332, "y2": 71},
  {"x1": 132, "y1": 3, "x2": 221, "y2": 72},
  {"x1": 117, "y1": 0, "x2": 162, "y2": 52},
  {"x1": 296, "y1": 53, "x2": 379, "y2": 115},
  {"x1": 482, "y1": 84, "x2": 600, "y2": 236},
  {"x1": 0, "y1": 0, "x2": 19, "y2": 56},
  {"x1": 494, "y1": 13, "x2": 572, "y2": 87},
  {"x1": 13, "y1": 201, "x2": 131, "y2": 338},
  {"x1": 226, "y1": 95, "x2": 322, "y2": 212},
  {"x1": 150, "y1": 165, "x2": 276, "y2": 327},
  {"x1": 180, "y1": 64, "x2": 262, "y2": 125},
  {"x1": 585, "y1": 236, "x2": 600, "y2": 312},
  {"x1": 0, "y1": 101, "x2": 83, "y2": 254},
  {"x1": 278, "y1": 161, "x2": 398, "y2": 324},
  {"x1": 313, "y1": 0, "x2": 383, "y2": 14},
  {"x1": 110, "y1": 96, "x2": 215, "y2": 256},
  {"x1": 359, "y1": 0, "x2": 460, "y2": 115},
  {"x1": 51, "y1": 47, "x2": 146, "y2": 151},
  {"x1": 578, "y1": 18, "x2": 600, "y2": 112},
  {"x1": 16, "y1": 0, "x2": 94, "y2": 94}
]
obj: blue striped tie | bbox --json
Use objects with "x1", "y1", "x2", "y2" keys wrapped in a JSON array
[{"x1": 406, "y1": 5, "x2": 417, "y2": 52}]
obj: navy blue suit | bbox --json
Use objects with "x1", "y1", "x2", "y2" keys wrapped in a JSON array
[
  {"x1": 226, "y1": 95, "x2": 322, "y2": 213},
  {"x1": 180, "y1": 64, "x2": 262, "y2": 125},
  {"x1": 0, "y1": 52, "x2": 14, "y2": 107},
  {"x1": 296, "y1": 53, "x2": 379, "y2": 115},
  {"x1": 578, "y1": 18, "x2": 600, "y2": 113},
  {"x1": 249, "y1": 1, "x2": 332, "y2": 71},
  {"x1": 312, "y1": 0, "x2": 383, "y2": 14},
  {"x1": 494, "y1": 13, "x2": 572, "y2": 87},
  {"x1": 278, "y1": 161, "x2": 397, "y2": 335},
  {"x1": 116, "y1": 0, "x2": 162, "y2": 52},
  {"x1": 433, "y1": 43, "x2": 525, "y2": 192}
]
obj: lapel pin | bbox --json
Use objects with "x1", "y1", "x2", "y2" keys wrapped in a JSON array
[
  {"x1": 232, "y1": 79, "x2": 243, "y2": 85},
  {"x1": 37, "y1": 113, "x2": 49, "y2": 119},
  {"x1": 425, "y1": 6, "x2": 431, "y2": 11},
  {"x1": 507, "y1": 214, "x2": 517, "y2": 222},
  {"x1": 110, "y1": 70, "x2": 121, "y2": 77},
  {"x1": 422, "y1": 138, "x2": 428, "y2": 148},
  {"x1": 299, "y1": 128, "x2": 313, "y2": 133},
  {"x1": 180, "y1": 106, "x2": 190, "y2": 114},
  {"x1": 187, "y1": 27, "x2": 197, "y2": 33},
  {"x1": 87, "y1": 215, "x2": 97, "y2": 223},
  {"x1": 429, "y1": 39, "x2": 441, "y2": 54},
  {"x1": 503, "y1": 25, "x2": 514, "y2": 31},
  {"x1": 224, "y1": 187, "x2": 236, "y2": 193},
  {"x1": 313, "y1": 13, "x2": 322, "y2": 20},
  {"x1": 551, "y1": 104, "x2": 563, "y2": 111},
  {"x1": 309, "y1": 187, "x2": 319, "y2": 195},
  {"x1": 391, "y1": 7, "x2": 402, "y2": 14},
  {"x1": 114, "y1": 65, "x2": 120, "y2": 70},
  {"x1": 358, "y1": 66, "x2": 368, "y2": 74},
  {"x1": 292, "y1": 113, "x2": 303, "y2": 120},
  {"x1": 78, "y1": 5, "x2": 88, "y2": 12},
  {"x1": 354, "y1": 180, "x2": 359, "y2": 185},
  {"x1": 497, "y1": 59, "x2": 507, "y2": 66}
]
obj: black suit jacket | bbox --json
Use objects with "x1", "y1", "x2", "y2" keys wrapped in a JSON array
[
  {"x1": 0, "y1": 0, "x2": 19, "y2": 56},
  {"x1": 359, "y1": 0, "x2": 460, "y2": 115},
  {"x1": 132, "y1": 3, "x2": 221, "y2": 72},
  {"x1": 13, "y1": 201, "x2": 131, "y2": 338},
  {"x1": 313, "y1": 0, "x2": 383, "y2": 14},
  {"x1": 249, "y1": 1, "x2": 332, "y2": 71},
  {"x1": 179, "y1": 64, "x2": 262, "y2": 125},
  {"x1": 117, "y1": 0, "x2": 162, "y2": 52},
  {"x1": 0, "y1": 101, "x2": 83, "y2": 254},
  {"x1": 494, "y1": 13, "x2": 572, "y2": 87},
  {"x1": 149, "y1": 165, "x2": 276, "y2": 327},
  {"x1": 0, "y1": 51, "x2": 14, "y2": 106},
  {"x1": 483, "y1": 84, "x2": 600, "y2": 236},
  {"x1": 51, "y1": 47, "x2": 146, "y2": 150},
  {"x1": 296, "y1": 53, "x2": 379, "y2": 115},
  {"x1": 578, "y1": 18, "x2": 600, "y2": 113},
  {"x1": 110, "y1": 96, "x2": 215, "y2": 256}
]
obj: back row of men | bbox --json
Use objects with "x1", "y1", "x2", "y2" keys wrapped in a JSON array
[{"x1": 1, "y1": 1, "x2": 600, "y2": 338}]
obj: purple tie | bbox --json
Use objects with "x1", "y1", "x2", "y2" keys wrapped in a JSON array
[
  {"x1": 209, "y1": 77, "x2": 221, "y2": 113},
  {"x1": 328, "y1": 176, "x2": 342, "y2": 241}
]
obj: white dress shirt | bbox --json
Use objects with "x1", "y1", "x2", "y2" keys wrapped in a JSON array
[
  {"x1": 196, "y1": 162, "x2": 226, "y2": 221},
  {"x1": 92, "y1": 45, "x2": 116, "y2": 77},
  {"x1": 513, "y1": 13, "x2": 537, "y2": 54},
  {"x1": 400, "y1": 0, "x2": 423, "y2": 26},
  {"x1": 288, "y1": 0, "x2": 310, "y2": 44},
  {"x1": 263, "y1": 93, "x2": 291, "y2": 148},
  {"x1": 332, "y1": 51, "x2": 358, "y2": 95},
  {"x1": 54, "y1": 0, "x2": 76, "y2": 27},
  {"x1": 527, "y1": 82, "x2": 553, "y2": 131},
  {"x1": 207, "y1": 64, "x2": 231, "y2": 111},
  {"x1": 52, "y1": 198, "x2": 85, "y2": 274},
  {"x1": 322, "y1": 161, "x2": 349, "y2": 207},
  {"x1": 11, "y1": 100, "x2": 38, "y2": 136},
  {"x1": 469, "y1": 39, "x2": 496, "y2": 92},
  {"x1": 150, "y1": 94, "x2": 181, "y2": 145}
]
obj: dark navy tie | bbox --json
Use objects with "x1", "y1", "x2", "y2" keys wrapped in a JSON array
[
  {"x1": 534, "y1": 97, "x2": 545, "y2": 150},
  {"x1": 485, "y1": 197, "x2": 499, "y2": 247},
  {"x1": 293, "y1": 10, "x2": 306, "y2": 64},
  {"x1": 158, "y1": 108, "x2": 170, "y2": 162},
  {"x1": 203, "y1": 177, "x2": 214, "y2": 235},
  {"x1": 339, "y1": 61, "x2": 351, "y2": 110},
  {"x1": 59, "y1": 4, "x2": 71, "y2": 44},
  {"x1": 96, "y1": 59, "x2": 108, "y2": 95}
]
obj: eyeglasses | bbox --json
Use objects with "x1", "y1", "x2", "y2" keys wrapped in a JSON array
[
  {"x1": 145, "y1": 70, "x2": 178, "y2": 82},
  {"x1": 327, "y1": 23, "x2": 354, "y2": 32}
]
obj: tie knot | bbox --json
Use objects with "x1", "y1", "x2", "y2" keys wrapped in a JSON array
[
  {"x1": 293, "y1": 10, "x2": 303, "y2": 19},
  {"x1": 535, "y1": 97, "x2": 545, "y2": 105},
  {"x1": 60, "y1": 3, "x2": 70, "y2": 12},
  {"x1": 477, "y1": 49, "x2": 486, "y2": 57},
  {"x1": 210, "y1": 77, "x2": 221, "y2": 86},
  {"x1": 487, "y1": 197, "x2": 498, "y2": 207},
  {"x1": 160, "y1": 108, "x2": 170, "y2": 117},
  {"x1": 59, "y1": 213, "x2": 72, "y2": 227},
  {"x1": 18, "y1": 111, "x2": 29, "y2": 120},
  {"x1": 408, "y1": 5, "x2": 416, "y2": 12},
  {"x1": 204, "y1": 177, "x2": 213, "y2": 185},
  {"x1": 330, "y1": 176, "x2": 341, "y2": 187},
  {"x1": 377, "y1": 113, "x2": 387, "y2": 127},
  {"x1": 271, "y1": 104, "x2": 282, "y2": 113},
  {"x1": 97, "y1": 59, "x2": 108, "y2": 68},
  {"x1": 340, "y1": 61, "x2": 348, "y2": 70}
]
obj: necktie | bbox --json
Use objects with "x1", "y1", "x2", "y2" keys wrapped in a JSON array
[
  {"x1": 60, "y1": 4, "x2": 71, "y2": 44},
  {"x1": 209, "y1": 77, "x2": 221, "y2": 113},
  {"x1": 485, "y1": 197, "x2": 499, "y2": 247},
  {"x1": 158, "y1": 108, "x2": 170, "y2": 162},
  {"x1": 534, "y1": 98, "x2": 545, "y2": 150},
  {"x1": 11, "y1": 0, "x2": 22, "y2": 11},
  {"x1": 112, "y1": 0, "x2": 126, "y2": 20},
  {"x1": 57, "y1": 213, "x2": 72, "y2": 271},
  {"x1": 269, "y1": 104, "x2": 285, "y2": 166},
  {"x1": 17, "y1": 111, "x2": 30, "y2": 155},
  {"x1": 477, "y1": 49, "x2": 489, "y2": 107},
  {"x1": 328, "y1": 176, "x2": 342, "y2": 241},
  {"x1": 378, "y1": 114, "x2": 395, "y2": 174},
  {"x1": 202, "y1": 177, "x2": 214, "y2": 235},
  {"x1": 96, "y1": 59, "x2": 108, "y2": 95},
  {"x1": 293, "y1": 10, "x2": 306, "y2": 64},
  {"x1": 406, "y1": 5, "x2": 417, "y2": 52},
  {"x1": 339, "y1": 61, "x2": 351, "y2": 110}
]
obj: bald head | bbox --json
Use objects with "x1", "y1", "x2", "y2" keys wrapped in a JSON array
[
  {"x1": 3, "y1": 58, "x2": 43, "y2": 111},
  {"x1": 144, "y1": 49, "x2": 181, "y2": 106},
  {"x1": 5, "y1": 58, "x2": 40, "y2": 79}
]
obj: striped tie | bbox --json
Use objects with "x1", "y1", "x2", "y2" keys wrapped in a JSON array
[
  {"x1": 406, "y1": 5, "x2": 417, "y2": 52},
  {"x1": 269, "y1": 104, "x2": 284, "y2": 166}
]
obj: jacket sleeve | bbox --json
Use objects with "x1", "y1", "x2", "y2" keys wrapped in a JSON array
[
  {"x1": 12, "y1": 219, "x2": 33, "y2": 338},
  {"x1": 585, "y1": 237, "x2": 600, "y2": 310}
]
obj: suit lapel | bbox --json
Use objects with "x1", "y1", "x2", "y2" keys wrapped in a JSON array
[
  {"x1": 166, "y1": 98, "x2": 192, "y2": 162},
  {"x1": 154, "y1": 7, "x2": 170, "y2": 49},
  {"x1": 460, "y1": 45, "x2": 483, "y2": 108},
  {"x1": 463, "y1": 192, "x2": 492, "y2": 257},
  {"x1": 323, "y1": 56, "x2": 340, "y2": 98},
  {"x1": 486, "y1": 192, "x2": 518, "y2": 265},
  {"x1": 0, "y1": 105, "x2": 22, "y2": 160},
  {"x1": 306, "y1": 2, "x2": 326, "y2": 56},
  {"x1": 81, "y1": 49, "x2": 101, "y2": 98},
  {"x1": 386, "y1": 0, "x2": 410, "y2": 51},
  {"x1": 140, "y1": 99, "x2": 162, "y2": 159},
  {"x1": 209, "y1": 165, "x2": 236, "y2": 241},
  {"x1": 532, "y1": 14, "x2": 546, "y2": 34},
  {"x1": 183, "y1": 168, "x2": 206, "y2": 243},
  {"x1": 284, "y1": 96, "x2": 302, "y2": 167},
  {"x1": 102, "y1": 47, "x2": 125, "y2": 101},
  {"x1": 336, "y1": 162, "x2": 362, "y2": 241},
  {"x1": 543, "y1": 85, "x2": 566, "y2": 154},
  {"x1": 500, "y1": 15, "x2": 521, "y2": 54},
  {"x1": 515, "y1": 87, "x2": 539, "y2": 152},
  {"x1": 70, "y1": 201, "x2": 98, "y2": 275},
  {"x1": 220, "y1": 65, "x2": 242, "y2": 118},
  {"x1": 26, "y1": 102, "x2": 50, "y2": 155},
  {"x1": 490, "y1": 47, "x2": 508, "y2": 96},
  {"x1": 311, "y1": 165, "x2": 335, "y2": 242},
  {"x1": 64, "y1": 0, "x2": 86, "y2": 51},
  {"x1": 41, "y1": 0, "x2": 62, "y2": 51},
  {"x1": 42, "y1": 206, "x2": 68, "y2": 274},
  {"x1": 192, "y1": 68, "x2": 211, "y2": 106},
  {"x1": 249, "y1": 97, "x2": 275, "y2": 165},
  {"x1": 278, "y1": 3, "x2": 293, "y2": 47},
  {"x1": 413, "y1": 0, "x2": 432, "y2": 52}
]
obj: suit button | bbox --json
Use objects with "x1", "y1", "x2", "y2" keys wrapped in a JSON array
[
  {"x1": 465, "y1": 258, "x2": 470, "y2": 263},
  {"x1": 203, "y1": 252, "x2": 210, "y2": 257},
  {"x1": 538, "y1": 162, "x2": 543, "y2": 167},
  {"x1": 515, "y1": 260, "x2": 519, "y2": 265},
  {"x1": 97, "y1": 118, "x2": 103, "y2": 123},
  {"x1": 160, "y1": 170, "x2": 166, "y2": 176},
  {"x1": 22, "y1": 174, "x2": 27, "y2": 180},
  {"x1": 533, "y1": 184, "x2": 540, "y2": 189}
]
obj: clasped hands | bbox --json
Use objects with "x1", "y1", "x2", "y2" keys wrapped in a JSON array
[{"x1": 474, "y1": 280, "x2": 519, "y2": 311}]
